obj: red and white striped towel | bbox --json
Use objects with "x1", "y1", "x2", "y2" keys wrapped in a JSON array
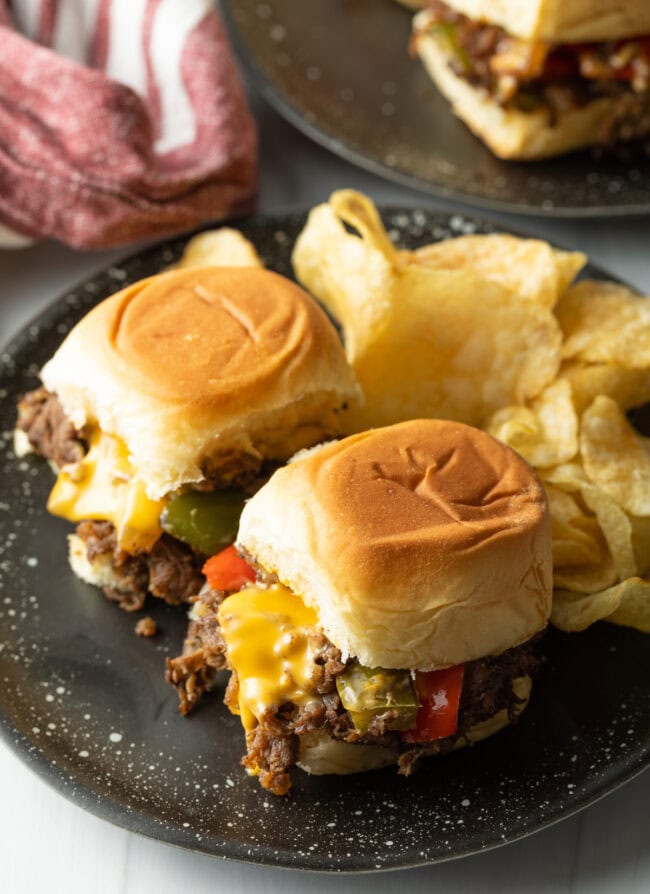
[{"x1": 0, "y1": 0, "x2": 257, "y2": 248}]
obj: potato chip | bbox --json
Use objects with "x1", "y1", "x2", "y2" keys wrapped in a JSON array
[
  {"x1": 545, "y1": 484, "x2": 618, "y2": 593},
  {"x1": 293, "y1": 198, "x2": 394, "y2": 348},
  {"x1": 554, "y1": 561, "x2": 619, "y2": 596},
  {"x1": 176, "y1": 228, "x2": 263, "y2": 269},
  {"x1": 543, "y1": 456, "x2": 637, "y2": 584},
  {"x1": 631, "y1": 515, "x2": 650, "y2": 577},
  {"x1": 579, "y1": 483, "x2": 638, "y2": 581},
  {"x1": 409, "y1": 234, "x2": 585, "y2": 308},
  {"x1": 558, "y1": 361, "x2": 650, "y2": 414},
  {"x1": 556, "y1": 280, "x2": 650, "y2": 367},
  {"x1": 580, "y1": 395, "x2": 650, "y2": 515},
  {"x1": 606, "y1": 579, "x2": 650, "y2": 632},
  {"x1": 487, "y1": 379, "x2": 577, "y2": 468},
  {"x1": 541, "y1": 461, "x2": 586, "y2": 489},
  {"x1": 330, "y1": 190, "x2": 398, "y2": 262},
  {"x1": 552, "y1": 578, "x2": 650, "y2": 633},
  {"x1": 293, "y1": 191, "x2": 562, "y2": 430},
  {"x1": 545, "y1": 484, "x2": 607, "y2": 569}
]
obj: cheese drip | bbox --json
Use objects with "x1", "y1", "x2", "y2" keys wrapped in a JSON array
[
  {"x1": 47, "y1": 429, "x2": 164, "y2": 553},
  {"x1": 218, "y1": 584, "x2": 320, "y2": 732}
]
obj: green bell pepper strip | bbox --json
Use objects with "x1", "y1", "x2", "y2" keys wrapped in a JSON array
[
  {"x1": 160, "y1": 488, "x2": 246, "y2": 556},
  {"x1": 336, "y1": 662, "x2": 419, "y2": 735}
]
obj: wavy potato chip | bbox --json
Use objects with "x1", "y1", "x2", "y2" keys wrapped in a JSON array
[
  {"x1": 556, "y1": 280, "x2": 650, "y2": 367},
  {"x1": 580, "y1": 396, "x2": 650, "y2": 515},
  {"x1": 293, "y1": 191, "x2": 562, "y2": 430},
  {"x1": 543, "y1": 459, "x2": 637, "y2": 585},
  {"x1": 541, "y1": 461, "x2": 590, "y2": 493},
  {"x1": 552, "y1": 578, "x2": 650, "y2": 633},
  {"x1": 487, "y1": 379, "x2": 578, "y2": 468},
  {"x1": 293, "y1": 199, "x2": 395, "y2": 352},
  {"x1": 606, "y1": 579, "x2": 650, "y2": 632},
  {"x1": 558, "y1": 361, "x2": 650, "y2": 414},
  {"x1": 554, "y1": 560, "x2": 619, "y2": 595},
  {"x1": 545, "y1": 484, "x2": 618, "y2": 593},
  {"x1": 545, "y1": 484, "x2": 608, "y2": 569},
  {"x1": 176, "y1": 228, "x2": 263, "y2": 269},
  {"x1": 409, "y1": 234, "x2": 585, "y2": 308},
  {"x1": 580, "y1": 483, "x2": 638, "y2": 581}
]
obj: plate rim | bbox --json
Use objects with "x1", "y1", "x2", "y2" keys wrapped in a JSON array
[
  {"x1": 220, "y1": 0, "x2": 650, "y2": 219},
  {"x1": 1, "y1": 206, "x2": 649, "y2": 873}
]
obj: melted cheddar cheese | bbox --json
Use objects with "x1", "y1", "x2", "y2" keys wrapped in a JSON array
[
  {"x1": 47, "y1": 429, "x2": 164, "y2": 553},
  {"x1": 218, "y1": 584, "x2": 320, "y2": 732}
]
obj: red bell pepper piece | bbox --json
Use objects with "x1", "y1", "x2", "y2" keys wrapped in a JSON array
[
  {"x1": 402, "y1": 664, "x2": 465, "y2": 743},
  {"x1": 202, "y1": 545, "x2": 256, "y2": 592}
]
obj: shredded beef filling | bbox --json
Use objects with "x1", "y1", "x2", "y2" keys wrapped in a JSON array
[
  {"x1": 77, "y1": 520, "x2": 205, "y2": 611},
  {"x1": 17, "y1": 386, "x2": 87, "y2": 466},
  {"x1": 16, "y1": 387, "x2": 279, "y2": 610},
  {"x1": 169, "y1": 581, "x2": 544, "y2": 796},
  {"x1": 165, "y1": 588, "x2": 230, "y2": 714},
  {"x1": 245, "y1": 637, "x2": 541, "y2": 796},
  {"x1": 420, "y1": 0, "x2": 650, "y2": 138}
]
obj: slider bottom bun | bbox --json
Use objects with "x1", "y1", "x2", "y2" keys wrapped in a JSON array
[
  {"x1": 68, "y1": 534, "x2": 129, "y2": 597},
  {"x1": 413, "y1": 24, "x2": 650, "y2": 160},
  {"x1": 298, "y1": 676, "x2": 532, "y2": 776}
]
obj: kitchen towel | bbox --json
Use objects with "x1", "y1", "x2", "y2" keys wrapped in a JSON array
[{"x1": 0, "y1": 0, "x2": 257, "y2": 248}]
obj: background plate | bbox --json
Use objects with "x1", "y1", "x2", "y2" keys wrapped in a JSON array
[
  {"x1": 0, "y1": 209, "x2": 648, "y2": 873},
  {"x1": 221, "y1": 0, "x2": 650, "y2": 217}
]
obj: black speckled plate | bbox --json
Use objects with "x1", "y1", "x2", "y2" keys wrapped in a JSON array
[
  {"x1": 0, "y1": 209, "x2": 648, "y2": 873},
  {"x1": 221, "y1": 0, "x2": 650, "y2": 217}
]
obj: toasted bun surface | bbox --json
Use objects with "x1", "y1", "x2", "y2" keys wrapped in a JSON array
[
  {"x1": 238, "y1": 419, "x2": 552, "y2": 670},
  {"x1": 413, "y1": 21, "x2": 650, "y2": 160},
  {"x1": 41, "y1": 267, "x2": 358, "y2": 498},
  {"x1": 433, "y1": 0, "x2": 650, "y2": 41}
]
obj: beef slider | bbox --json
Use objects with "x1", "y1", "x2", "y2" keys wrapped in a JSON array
[
  {"x1": 213, "y1": 418, "x2": 553, "y2": 794},
  {"x1": 14, "y1": 266, "x2": 359, "y2": 609}
]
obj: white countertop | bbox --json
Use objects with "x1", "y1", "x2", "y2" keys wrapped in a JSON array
[{"x1": 1, "y1": 91, "x2": 649, "y2": 894}]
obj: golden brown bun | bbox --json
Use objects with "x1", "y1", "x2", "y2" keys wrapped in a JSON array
[
  {"x1": 413, "y1": 19, "x2": 650, "y2": 160},
  {"x1": 41, "y1": 267, "x2": 359, "y2": 498},
  {"x1": 298, "y1": 676, "x2": 532, "y2": 775},
  {"x1": 436, "y1": 0, "x2": 650, "y2": 41},
  {"x1": 238, "y1": 420, "x2": 552, "y2": 670}
]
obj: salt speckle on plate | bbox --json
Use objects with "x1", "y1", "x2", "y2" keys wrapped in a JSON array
[{"x1": 109, "y1": 732, "x2": 123, "y2": 743}]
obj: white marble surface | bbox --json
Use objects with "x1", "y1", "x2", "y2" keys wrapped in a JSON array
[{"x1": 0, "y1": 90, "x2": 649, "y2": 893}]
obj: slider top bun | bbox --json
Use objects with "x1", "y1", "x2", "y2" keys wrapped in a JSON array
[
  {"x1": 41, "y1": 267, "x2": 358, "y2": 499},
  {"x1": 238, "y1": 419, "x2": 552, "y2": 671},
  {"x1": 433, "y1": 0, "x2": 650, "y2": 42}
]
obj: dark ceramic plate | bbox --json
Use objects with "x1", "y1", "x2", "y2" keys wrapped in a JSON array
[
  {"x1": 0, "y1": 209, "x2": 648, "y2": 873},
  {"x1": 221, "y1": 0, "x2": 650, "y2": 217}
]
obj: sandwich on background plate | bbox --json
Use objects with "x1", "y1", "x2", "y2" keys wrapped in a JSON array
[
  {"x1": 15, "y1": 266, "x2": 358, "y2": 612},
  {"x1": 410, "y1": 0, "x2": 650, "y2": 159},
  {"x1": 169, "y1": 418, "x2": 552, "y2": 794}
]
